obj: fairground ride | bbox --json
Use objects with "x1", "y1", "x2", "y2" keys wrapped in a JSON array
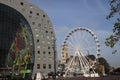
[{"x1": 61, "y1": 27, "x2": 100, "y2": 77}]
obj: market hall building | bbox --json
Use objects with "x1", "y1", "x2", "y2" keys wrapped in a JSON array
[{"x1": 0, "y1": 0, "x2": 56, "y2": 79}]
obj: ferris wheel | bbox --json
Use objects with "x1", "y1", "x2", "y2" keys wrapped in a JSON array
[{"x1": 62, "y1": 27, "x2": 100, "y2": 77}]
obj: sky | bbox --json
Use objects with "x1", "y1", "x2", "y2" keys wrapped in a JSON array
[{"x1": 28, "y1": 0, "x2": 120, "y2": 68}]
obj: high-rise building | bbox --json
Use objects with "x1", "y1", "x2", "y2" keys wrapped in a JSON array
[{"x1": 0, "y1": 0, "x2": 56, "y2": 79}]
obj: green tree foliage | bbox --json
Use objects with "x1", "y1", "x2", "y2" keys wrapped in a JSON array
[
  {"x1": 98, "y1": 57, "x2": 110, "y2": 73},
  {"x1": 105, "y1": 0, "x2": 120, "y2": 53},
  {"x1": 114, "y1": 67, "x2": 120, "y2": 72},
  {"x1": 110, "y1": 67, "x2": 120, "y2": 75},
  {"x1": 87, "y1": 54, "x2": 96, "y2": 61}
]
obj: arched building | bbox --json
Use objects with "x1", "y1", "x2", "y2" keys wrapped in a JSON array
[{"x1": 0, "y1": 0, "x2": 56, "y2": 79}]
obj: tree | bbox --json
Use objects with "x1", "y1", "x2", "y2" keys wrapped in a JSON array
[
  {"x1": 105, "y1": 0, "x2": 120, "y2": 53},
  {"x1": 87, "y1": 54, "x2": 96, "y2": 61},
  {"x1": 111, "y1": 67, "x2": 120, "y2": 75},
  {"x1": 98, "y1": 57, "x2": 110, "y2": 74},
  {"x1": 114, "y1": 67, "x2": 120, "y2": 72}
]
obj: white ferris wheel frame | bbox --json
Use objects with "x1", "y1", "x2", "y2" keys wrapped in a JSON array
[
  {"x1": 62, "y1": 27, "x2": 101, "y2": 77},
  {"x1": 63, "y1": 27, "x2": 100, "y2": 59}
]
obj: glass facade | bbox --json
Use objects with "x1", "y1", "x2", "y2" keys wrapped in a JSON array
[{"x1": 0, "y1": 3, "x2": 34, "y2": 76}]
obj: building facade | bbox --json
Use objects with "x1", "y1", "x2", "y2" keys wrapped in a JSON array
[
  {"x1": 60, "y1": 44, "x2": 70, "y2": 64},
  {"x1": 0, "y1": 0, "x2": 56, "y2": 79}
]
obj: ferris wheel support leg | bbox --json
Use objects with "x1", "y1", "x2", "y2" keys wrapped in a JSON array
[
  {"x1": 64, "y1": 57, "x2": 73, "y2": 76},
  {"x1": 64, "y1": 50, "x2": 78, "y2": 76}
]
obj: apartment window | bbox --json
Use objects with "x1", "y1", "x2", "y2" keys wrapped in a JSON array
[
  {"x1": 38, "y1": 23, "x2": 41, "y2": 27},
  {"x1": 37, "y1": 64, "x2": 40, "y2": 69},
  {"x1": 43, "y1": 14, "x2": 45, "y2": 18},
  {"x1": 36, "y1": 13, "x2": 39, "y2": 16},
  {"x1": 49, "y1": 64, "x2": 51, "y2": 69},
  {"x1": 30, "y1": 10, "x2": 32, "y2": 14},
  {"x1": 43, "y1": 51, "x2": 46, "y2": 54},
  {"x1": 48, "y1": 46, "x2": 50, "y2": 49},
  {"x1": 51, "y1": 31, "x2": 53, "y2": 34},
  {"x1": 20, "y1": 2, "x2": 24, "y2": 5},
  {"x1": 38, "y1": 51, "x2": 40, "y2": 54},
  {"x1": 43, "y1": 64, "x2": 46, "y2": 69},
  {"x1": 37, "y1": 39, "x2": 39, "y2": 43},
  {"x1": 46, "y1": 30, "x2": 48, "y2": 33},
  {"x1": 48, "y1": 52, "x2": 51, "y2": 55},
  {"x1": 32, "y1": 22, "x2": 35, "y2": 25}
]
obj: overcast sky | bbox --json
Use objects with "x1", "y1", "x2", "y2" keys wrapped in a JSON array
[{"x1": 28, "y1": 0, "x2": 120, "y2": 67}]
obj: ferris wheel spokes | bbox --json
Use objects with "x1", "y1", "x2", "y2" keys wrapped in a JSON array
[{"x1": 62, "y1": 27, "x2": 100, "y2": 77}]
